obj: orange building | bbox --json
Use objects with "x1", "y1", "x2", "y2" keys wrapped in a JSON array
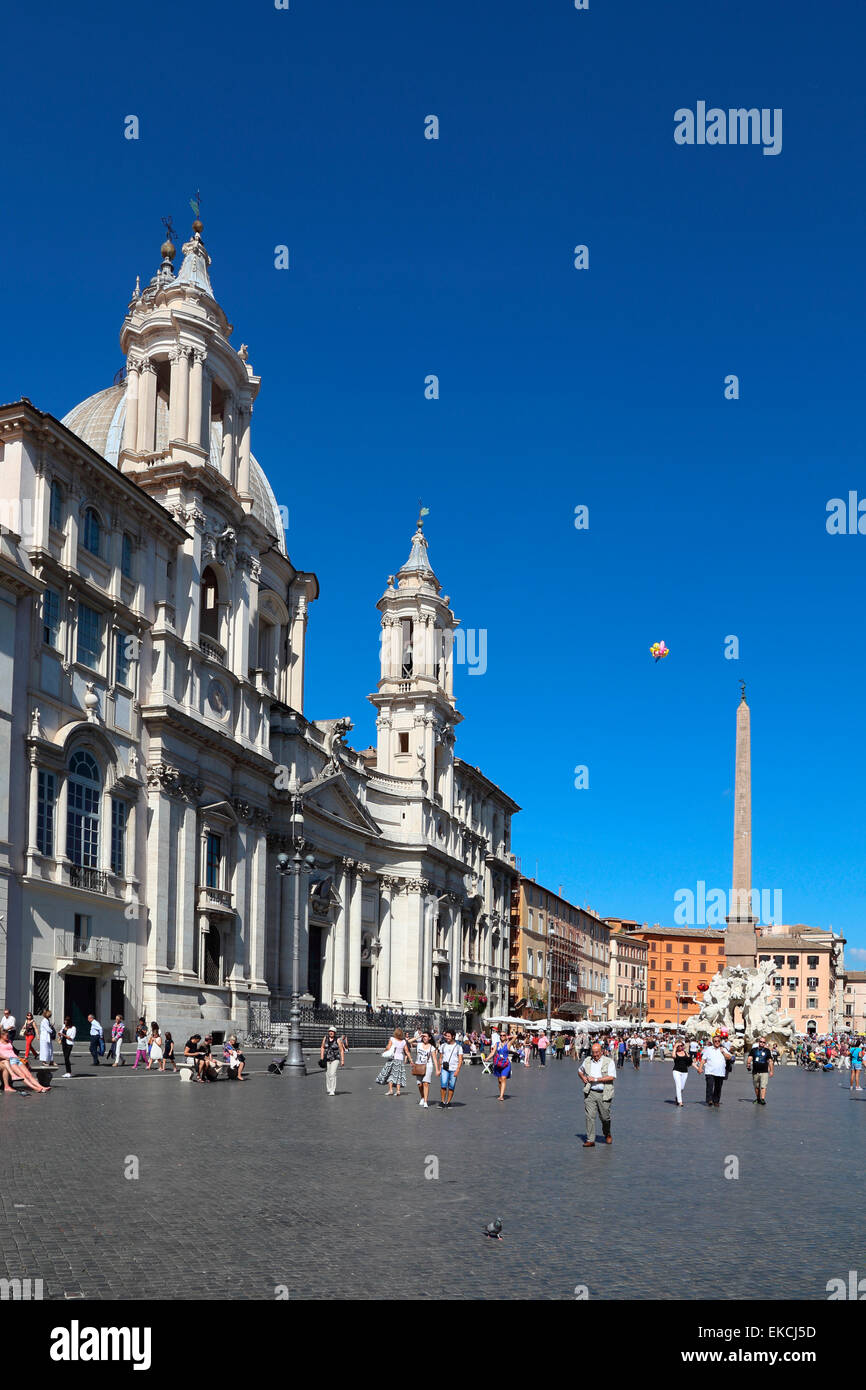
[{"x1": 605, "y1": 920, "x2": 726, "y2": 1025}]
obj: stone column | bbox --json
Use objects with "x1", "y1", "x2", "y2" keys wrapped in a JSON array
[
  {"x1": 27, "y1": 753, "x2": 40, "y2": 857},
  {"x1": 402, "y1": 878, "x2": 428, "y2": 1011},
  {"x1": 221, "y1": 394, "x2": 235, "y2": 480},
  {"x1": 377, "y1": 876, "x2": 394, "y2": 1005},
  {"x1": 347, "y1": 861, "x2": 365, "y2": 1004},
  {"x1": 169, "y1": 348, "x2": 190, "y2": 442},
  {"x1": 136, "y1": 360, "x2": 157, "y2": 454},
  {"x1": 332, "y1": 859, "x2": 350, "y2": 1003},
  {"x1": 144, "y1": 783, "x2": 172, "y2": 975},
  {"x1": 189, "y1": 351, "x2": 205, "y2": 452},
  {"x1": 123, "y1": 359, "x2": 140, "y2": 455},
  {"x1": 201, "y1": 362, "x2": 213, "y2": 461},
  {"x1": 237, "y1": 403, "x2": 252, "y2": 498}
]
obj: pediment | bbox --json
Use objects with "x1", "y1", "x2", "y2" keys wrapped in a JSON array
[{"x1": 302, "y1": 769, "x2": 381, "y2": 836}]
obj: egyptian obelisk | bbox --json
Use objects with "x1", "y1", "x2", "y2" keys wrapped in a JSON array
[{"x1": 725, "y1": 682, "x2": 758, "y2": 969}]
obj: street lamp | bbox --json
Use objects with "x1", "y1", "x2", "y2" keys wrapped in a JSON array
[{"x1": 275, "y1": 786, "x2": 317, "y2": 1077}]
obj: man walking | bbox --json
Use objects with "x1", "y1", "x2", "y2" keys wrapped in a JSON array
[
  {"x1": 578, "y1": 1041, "x2": 616, "y2": 1146},
  {"x1": 87, "y1": 1013, "x2": 104, "y2": 1066},
  {"x1": 746, "y1": 1034, "x2": 774, "y2": 1104},
  {"x1": 697, "y1": 1033, "x2": 733, "y2": 1106}
]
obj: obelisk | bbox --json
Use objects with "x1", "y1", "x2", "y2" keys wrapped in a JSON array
[{"x1": 725, "y1": 682, "x2": 758, "y2": 969}]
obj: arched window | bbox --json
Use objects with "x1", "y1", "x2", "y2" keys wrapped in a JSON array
[
  {"x1": 200, "y1": 566, "x2": 219, "y2": 641},
  {"x1": 82, "y1": 508, "x2": 102, "y2": 556},
  {"x1": 66, "y1": 751, "x2": 101, "y2": 868}
]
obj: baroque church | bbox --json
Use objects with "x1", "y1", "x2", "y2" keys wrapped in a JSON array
[{"x1": 0, "y1": 218, "x2": 519, "y2": 1040}]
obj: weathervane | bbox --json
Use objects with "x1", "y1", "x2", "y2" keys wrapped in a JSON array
[
  {"x1": 189, "y1": 190, "x2": 202, "y2": 224},
  {"x1": 417, "y1": 499, "x2": 430, "y2": 529},
  {"x1": 161, "y1": 215, "x2": 176, "y2": 246}
]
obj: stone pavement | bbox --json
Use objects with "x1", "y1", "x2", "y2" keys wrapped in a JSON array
[{"x1": 0, "y1": 1053, "x2": 859, "y2": 1300}]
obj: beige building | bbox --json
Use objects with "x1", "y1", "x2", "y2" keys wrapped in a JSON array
[
  {"x1": 608, "y1": 931, "x2": 648, "y2": 1020},
  {"x1": 509, "y1": 877, "x2": 610, "y2": 1020},
  {"x1": 756, "y1": 924, "x2": 844, "y2": 1035}
]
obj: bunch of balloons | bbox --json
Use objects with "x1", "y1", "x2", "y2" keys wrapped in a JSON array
[
  {"x1": 697, "y1": 981, "x2": 709, "y2": 992},
  {"x1": 650, "y1": 641, "x2": 669, "y2": 663}
]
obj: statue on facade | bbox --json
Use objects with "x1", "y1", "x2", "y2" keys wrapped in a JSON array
[{"x1": 322, "y1": 716, "x2": 353, "y2": 770}]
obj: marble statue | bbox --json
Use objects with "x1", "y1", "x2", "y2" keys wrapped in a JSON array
[
  {"x1": 323, "y1": 716, "x2": 353, "y2": 768},
  {"x1": 685, "y1": 958, "x2": 797, "y2": 1052}
]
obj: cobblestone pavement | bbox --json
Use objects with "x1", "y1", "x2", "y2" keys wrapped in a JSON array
[{"x1": 0, "y1": 1054, "x2": 859, "y2": 1300}]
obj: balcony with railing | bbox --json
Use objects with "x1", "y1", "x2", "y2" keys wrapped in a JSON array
[
  {"x1": 199, "y1": 636, "x2": 227, "y2": 667},
  {"x1": 54, "y1": 931, "x2": 124, "y2": 966},
  {"x1": 69, "y1": 865, "x2": 109, "y2": 895},
  {"x1": 197, "y1": 884, "x2": 235, "y2": 913}
]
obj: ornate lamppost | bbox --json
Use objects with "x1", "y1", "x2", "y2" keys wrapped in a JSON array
[{"x1": 276, "y1": 775, "x2": 316, "y2": 1076}]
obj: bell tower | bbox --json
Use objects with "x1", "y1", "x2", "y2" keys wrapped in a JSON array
[
  {"x1": 117, "y1": 216, "x2": 258, "y2": 511},
  {"x1": 368, "y1": 514, "x2": 462, "y2": 803}
]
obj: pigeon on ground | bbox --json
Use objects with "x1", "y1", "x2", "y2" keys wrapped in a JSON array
[{"x1": 484, "y1": 1219, "x2": 503, "y2": 1240}]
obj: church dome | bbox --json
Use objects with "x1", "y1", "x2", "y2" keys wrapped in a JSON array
[{"x1": 61, "y1": 383, "x2": 286, "y2": 556}]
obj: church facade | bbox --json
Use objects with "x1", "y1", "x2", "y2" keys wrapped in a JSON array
[{"x1": 0, "y1": 220, "x2": 519, "y2": 1040}]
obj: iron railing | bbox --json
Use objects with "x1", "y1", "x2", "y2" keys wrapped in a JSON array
[
  {"x1": 69, "y1": 865, "x2": 108, "y2": 894},
  {"x1": 246, "y1": 1000, "x2": 464, "y2": 1050},
  {"x1": 54, "y1": 931, "x2": 124, "y2": 966}
]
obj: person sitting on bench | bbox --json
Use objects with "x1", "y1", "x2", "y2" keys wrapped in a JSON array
[{"x1": 0, "y1": 1030, "x2": 50, "y2": 1092}]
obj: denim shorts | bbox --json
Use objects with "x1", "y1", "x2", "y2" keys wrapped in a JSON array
[{"x1": 440, "y1": 1068, "x2": 457, "y2": 1091}]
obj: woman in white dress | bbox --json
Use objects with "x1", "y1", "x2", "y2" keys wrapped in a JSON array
[
  {"x1": 147, "y1": 1023, "x2": 164, "y2": 1070},
  {"x1": 413, "y1": 1030, "x2": 437, "y2": 1108}
]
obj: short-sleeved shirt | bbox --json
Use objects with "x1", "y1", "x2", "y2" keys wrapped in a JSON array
[
  {"x1": 701, "y1": 1045, "x2": 728, "y2": 1077},
  {"x1": 749, "y1": 1045, "x2": 772, "y2": 1073},
  {"x1": 850, "y1": 1046, "x2": 862, "y2": 1067}
]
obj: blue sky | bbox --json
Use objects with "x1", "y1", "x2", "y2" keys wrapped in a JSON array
[{"x1": 1, "y1": 0, "x2": 864, "y2": 950}]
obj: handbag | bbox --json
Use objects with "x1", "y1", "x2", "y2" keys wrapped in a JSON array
[
  {"x1": 381, "y1": 1047, "x2": 394, "y2": 1059},
  {"x1": 411, "y1": 1063, "x2": 426, "y2": 1077},
  {"x1": 317, "y1": 1058, "x2": 327, "y2": 1069}
]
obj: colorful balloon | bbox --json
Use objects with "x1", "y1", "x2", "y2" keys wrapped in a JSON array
[{"x1": 650, "y1": 640, "x2": 669, "y2": 663}]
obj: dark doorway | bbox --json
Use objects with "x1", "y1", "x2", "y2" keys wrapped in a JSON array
[
  {"x1": 360, "y1": 965, "x2": 372, "y2": 1006},
  {"x1": 308, "y1": 924, "x2": 323, "y2": 1004},
  {"x1": 204, "y1": 928, "x2": 221, "y2": 986},
  {"x1": 64, "y1": 975, "x2": 96, "y2": 1037},
  {"x1": 110, "y1": 979, "x2": 125, "y2": 1021}
]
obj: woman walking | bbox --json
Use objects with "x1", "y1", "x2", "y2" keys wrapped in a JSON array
[
  {"x1": 537, "y1": 1030, "x2": 549, "y2": 1066},
  {"x1": 320, "y1": 1026, "x2": 345, "y2": 1096},
  {"x1": 146, "y1": 1023, "x2": 163, "y2": 1070},
  {"x1": 110, "y1": 1015, "x2": 125, "y2": 1066},
  {"x1": 413, "y1": 1029, "x2": 436, "y2": 1108},
  {"x1": 672, "y1": 1039, "x2": 692, "y2": 1106},
  {"x1": 22, "y1": 1013, "x2": 37, "y2": 1061},
  {"x1": 375, "y1": 1026, "x2": 411, "y2": 1097},
  {"x1": 59, "y1": 1016, "x2": 76, "y2": 1077},
  {"x1": 485, "y1": 1033, "x2": 512, "y2": 1102},
  {"x1": 132, "y1": 1021, "x2": 149, "y2": 1069}
]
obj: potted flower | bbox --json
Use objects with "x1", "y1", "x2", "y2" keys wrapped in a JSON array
[{"x1": 464, "y1": 991, "x2": 488, "y2": 1015}]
